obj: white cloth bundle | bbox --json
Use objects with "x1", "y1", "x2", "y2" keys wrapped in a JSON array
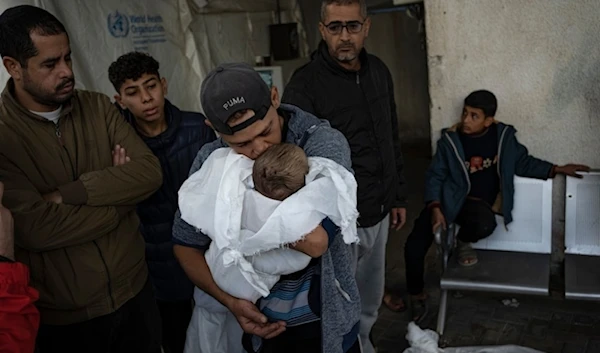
[
  {"x1": 403, "y1": 322, "x2": 545, "y2": 353},
  {"x1": 178, "y1": 147, "x2": 359, "y2": 302}
]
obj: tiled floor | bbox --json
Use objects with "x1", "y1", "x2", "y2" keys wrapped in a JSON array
[{"x1": 371, "y1": 143, "x2": 600, "y2": 353}]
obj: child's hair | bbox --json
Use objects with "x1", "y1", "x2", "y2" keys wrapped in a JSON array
[
  {"x1": 464, "y1": 90, "x2": 497, "y2": 117},
  {"x1": 108, "y1": 51, "x2": 160, "y2": 92},
  {"x1": 252, "y1": 143, "x2": 309, "y2": 201}
]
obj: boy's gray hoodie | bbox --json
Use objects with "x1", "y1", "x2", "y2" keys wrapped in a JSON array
[{"x1": 173, "y1": 104, "x2": 361, "y2": 353}]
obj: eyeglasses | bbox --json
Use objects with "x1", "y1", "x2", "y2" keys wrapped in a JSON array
[{"x1": 322, "y1": 20, "x2": 364, "y2": 35}]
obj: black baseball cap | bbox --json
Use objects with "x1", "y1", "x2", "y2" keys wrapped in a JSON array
[{"x1": 201, "y1": 63, "x2": 272, "y2": 135}]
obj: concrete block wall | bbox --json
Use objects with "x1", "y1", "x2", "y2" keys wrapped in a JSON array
[{"x1": 424, "y1": 0, "x2": 600, "y2": 265}]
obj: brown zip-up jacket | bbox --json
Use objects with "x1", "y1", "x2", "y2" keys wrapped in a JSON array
[{"x1": 0, "y1": 80, "x2": 163, "y2": 325}]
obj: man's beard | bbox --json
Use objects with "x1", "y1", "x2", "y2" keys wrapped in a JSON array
[
  {"x1": 335, "y1": 43, "x2": 358, "y2": 62},
  {"x1": 23, "y1": 74, "x2": 75, "y2": 108}
]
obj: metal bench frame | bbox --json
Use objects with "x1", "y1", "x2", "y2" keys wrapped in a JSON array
[
  {"x1": 564, "y1": 171, "x2": 600, "y2": 301},
  {"x1": 434, "y1": 176, "x2": 553, "y2": 335}
]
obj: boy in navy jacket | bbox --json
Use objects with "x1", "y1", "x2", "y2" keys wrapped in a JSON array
[
  {"x1": 108, "y1": 52, "x2": 216, "y2": 353},
  {"x1": 404, "y1": 90, "x2": 589, "y2": 322}
]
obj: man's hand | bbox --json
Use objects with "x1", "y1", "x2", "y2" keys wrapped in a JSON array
[
  {"x1": 555, "y1": 164, "x2": 590, "y2": 178},
  {"x1": 226, "y1": 297, "x2": 286, "y2": 339},
  {"x1": 431, "y1": 207, "x2": 446, "y2": 234},
  {"x1": 42, "y1": 190, "x2": 63, "y2": 204},
  {"x1": 390, "y1": 207, "x2": 407, "y2": 231},
  {"x1": 174, "y1": 245, "x2": 286, "y2": 339},
  {"x1": 112, "y1": 144, "x2": 131, "y2": 166},
  {"x1": 0, "y1": 182, "x2": 15, "y2": 261}
]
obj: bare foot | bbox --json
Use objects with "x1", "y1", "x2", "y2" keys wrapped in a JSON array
[{"x1": 382, "y1": 292, "x2": 406, "y2": 312}]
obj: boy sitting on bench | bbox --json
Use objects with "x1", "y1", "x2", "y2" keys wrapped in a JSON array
[{"x1": 404, "y1": 89, "x2": 589, "y2": 322}]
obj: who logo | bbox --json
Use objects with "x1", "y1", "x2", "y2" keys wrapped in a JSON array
[{"x1": 107, "y1": 11, "x2": 129, "y2": 38}]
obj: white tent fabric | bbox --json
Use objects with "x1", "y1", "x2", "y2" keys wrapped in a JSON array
[
  {"x1": 0, "y1": 0, "x2": 308, "y2": 112},
  {"x1": 0, "y1": 0, "x2": 204, "y2": 111},
  {"x1": 191, "y1": 0, "x2": 297, "y2": 13},
  {"x1": 189, "y1": 9, "x2": 306, "y2": 79}
]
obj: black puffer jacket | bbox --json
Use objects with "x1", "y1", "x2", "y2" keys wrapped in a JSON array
[
  {"x1": 120, "y1": 100, "x2": 216, "y2": 301},
  {"x1": 282, "y1": 41, "x2": 407, "y2": 227}
]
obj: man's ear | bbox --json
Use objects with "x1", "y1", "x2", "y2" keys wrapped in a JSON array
[
  {"x1": 160, "y1": 77, "x2": 168, "y2": 96},
  {"x1": 318, "y1": 21, "x2": 327, "y2": 41},
  {"x1": 114, "y1": 94, "x2": 127, "y2": 110},
  {"x1": 271, "y1": 86, "x2": 280, "y2": 109},
  {"x1": 484, "y1": 116, "x2": 495, "y2": 127},
  {"x1": 3, "y1": 56, "x2": 23, "y2": 81},
  {"x1": 363, "y1": 16, "x2": 371, "y2": 38}
]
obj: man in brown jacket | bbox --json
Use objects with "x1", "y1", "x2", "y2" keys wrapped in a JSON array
[{"x1": 0, "y1": 5, "x2": 164, "y2": 353}]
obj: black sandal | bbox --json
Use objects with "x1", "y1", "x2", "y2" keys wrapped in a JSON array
[
  {"x1": 457, "y1": 240, "x2": 479, "y2": 267},
  {"x1": 410, "y1": 296, "x2": 429, "y2": 324}
]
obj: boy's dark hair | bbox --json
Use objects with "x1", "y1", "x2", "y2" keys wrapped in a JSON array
[
  {"x1": 253, "y1": 143, "x2": 309, "y2": 201},
  {"x1": 0, "y1": 5, "x2": 67, "y2": 67},
  {"x1": 464, "y1": 90, "x2": 497, "y2": 117},
  {"x1": 108, "y1": 52, "x2": 161, "y2": 92}
]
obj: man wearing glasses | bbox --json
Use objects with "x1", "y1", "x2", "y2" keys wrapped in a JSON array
[{"x1": 283, "y1": 1, "x2": 408, "y2": 352}]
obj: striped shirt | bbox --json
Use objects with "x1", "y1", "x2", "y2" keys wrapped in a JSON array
[
  {"x1": 258, "y1": 260, "x2": 320, "y2": 327},
  {"x1": 258, "y1": 218, "x2": 337, "y2": 327}
]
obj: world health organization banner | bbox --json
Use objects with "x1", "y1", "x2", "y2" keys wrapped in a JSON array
[{"x1": 0, "y1": 0, "x2": 204, "y2": 112}]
